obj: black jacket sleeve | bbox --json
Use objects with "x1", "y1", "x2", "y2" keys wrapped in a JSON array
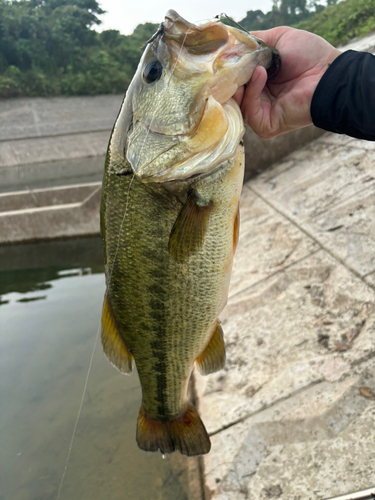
[{"x1": 311, "y1": 50, "x2": 375, "y2": 141}]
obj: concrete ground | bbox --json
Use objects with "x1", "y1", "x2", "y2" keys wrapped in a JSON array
[{"x1": 196, "y1": 131, "x2": 375, "y2": 500}]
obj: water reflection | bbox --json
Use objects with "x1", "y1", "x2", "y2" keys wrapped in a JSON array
[
  {"x1": 0, "y1": 237, "x2": 104, "y2": 298},
  {"x1": 0, "y1": 237, "x2": 197, "y2": 500}
]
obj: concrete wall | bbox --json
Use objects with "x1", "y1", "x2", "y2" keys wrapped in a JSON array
[
  {"x1": 0, "y1": 95, "x2": 123, "y2": 192},
  {"x1": 0, "y1": 93, "x2": 323, "y2": 189}
]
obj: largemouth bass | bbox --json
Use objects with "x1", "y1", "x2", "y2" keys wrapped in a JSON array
[{"x1": 100, "y1": 10, "x2": 278, "y2": 456}]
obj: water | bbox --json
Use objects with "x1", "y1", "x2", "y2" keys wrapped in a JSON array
[{"x1": 0, "y1": 237, "x2": 198, "y2": 500}]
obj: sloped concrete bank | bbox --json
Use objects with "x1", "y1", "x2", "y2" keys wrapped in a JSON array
[{"x1": 197, "y1": 124, "x2": 375, "y2": 500}]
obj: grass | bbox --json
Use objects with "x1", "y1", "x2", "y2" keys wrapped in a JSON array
[{"x1": 295, "y1": 0, "x2": 375, "y2": 46}]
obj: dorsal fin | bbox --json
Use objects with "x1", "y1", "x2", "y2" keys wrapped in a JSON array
[{"x1": 101, "y1": 293, "x2": 134, "y2": 374}]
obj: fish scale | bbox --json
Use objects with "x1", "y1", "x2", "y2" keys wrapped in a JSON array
[
  {"x1": 100, "y1": 9, "x2": 277, "y2": 456},
  {"x1": 102, "y1": 152, "x2": 243, "y2": 419}
]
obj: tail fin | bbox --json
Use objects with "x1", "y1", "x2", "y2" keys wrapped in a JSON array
[{"x1": 136, "y1": 403, "x2": 211, "y2": 456}]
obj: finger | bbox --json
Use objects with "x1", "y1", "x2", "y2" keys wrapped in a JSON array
[
  {"x1": 250, "y1": 26, "x2": 291, "y2": 48},
  {"x1": 241, "y1": 66, "x2": 268, "y2": 128},
  {"x1": 232, "y1": 85, "x2": 244, "y2": 106}
]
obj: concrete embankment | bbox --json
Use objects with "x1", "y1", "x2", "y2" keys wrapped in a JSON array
[{"x1": 0, "y1": 93, "x2": 323, "y2": 244}]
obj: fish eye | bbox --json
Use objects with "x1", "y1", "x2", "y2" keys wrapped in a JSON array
[{"x1": 143, "y1": 60, "x2": 163, "y2": 83}]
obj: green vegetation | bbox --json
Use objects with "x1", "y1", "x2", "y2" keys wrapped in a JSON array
[
  {"x1": 0, "y1": 0, "x2": 374, "y2": 98},
  {"x1": 294, "y1": 0, "x2": 375, "y2": 46},
  {"x1": 0, "y1": 0, "x2": 157, "y2": 98},
  {"x1": 238, "y1": 0, "x2": 329, "y2": 32},
  {"x1": 238, "y1": 0, "x2": 375, "y2": 47}
]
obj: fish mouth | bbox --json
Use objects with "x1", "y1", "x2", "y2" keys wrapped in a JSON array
[
  {"x1": 162, "y1": 10, "x2": 274, "y2": 105},
  {"x1": 162, "y1": 10, "x2": 230, "y2": 60},
  {"x1": 267, "y1": 48, "x2": 281, "y2": 80}
]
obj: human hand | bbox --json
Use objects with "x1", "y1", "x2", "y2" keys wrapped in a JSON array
[{"x1": 233, "y1": 27, "x2": 341, "y2": 139}]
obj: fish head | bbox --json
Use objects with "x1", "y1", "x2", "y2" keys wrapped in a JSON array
[{"x1": 113, "y1": 10, "x2": 278, "y2": 184}]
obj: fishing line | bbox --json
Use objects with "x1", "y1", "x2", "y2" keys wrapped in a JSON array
[
  {"x1": 56, "y1": 323, "x2": 100, "y2": 500},
  {"x1": 56, "y1": 27, "x2": 191, "y2": 498},
  {"x1": 25, "y1": 184, "x2": 40, "y2": 206},
  {"x1": 193, "y1": 16, "x2": 217, "y2": 26},
  {"x1": 107, "y1": 172, "x2": 135, "y2": 284},
  {"x1": 214, "y1": 13, "x2": 250, "y2": 34}
]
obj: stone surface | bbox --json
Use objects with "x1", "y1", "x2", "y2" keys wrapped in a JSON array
[
  {"x1": 196, "y1": 97, "x2": 375, "y2": 499},
  {"x1": 229, "y1": 185, "x2": 318, "y2": 298},
  {"x1": 245, "y1": 391, "x2": 375, "y2": 500},
  {"x1": 0, "y1": 183, "x2": 100, "y2": 212},
  {"x1": 243, "y1": 126, "x2": 324, "y2": 181},
  {"x1": 201, "y1": 357, "x2": 375, "y2": 500},
  {"x1": 0, "y1": 130, "x2": 111, "y2": 168},
  {"x1": 343, "y1": 32, "x2": 375, "y2": 53},
  {"x1": 0, "y1": 183, "x2": 101, "y2": 244},
  {"x1": 0, "y1": 156, "x2": 105, "y2": 194},
  {"x1": 0, "y1": 95, "x2": 123, "y2": 141},
  {"x1": 197, "y1": 249, "x2": 375, "y2": 436},
  {"x1": 365, "y1": 273, "x2": 375, "y2": 288},
  {"x1": 251, "y1": 133, "x2": 375, "y2": 278}
]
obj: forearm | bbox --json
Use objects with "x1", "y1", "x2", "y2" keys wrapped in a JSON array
[{"x1": 311, "y1": 50, "x2": 375, "y2": 141}]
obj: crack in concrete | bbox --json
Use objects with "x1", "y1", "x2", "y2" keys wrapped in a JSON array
[
  {"x1": 206, "y1": 351, "x2": 375, "y2": 441},
  {"x1": 228, "y1": 248, "x2": 321, "y2": 302},
  {"x1": 248, "y1": 185, "x2": 375, "y2": 293},
  {"x1": 207, "y1": 378, "x2": 324, "y2": 437}
]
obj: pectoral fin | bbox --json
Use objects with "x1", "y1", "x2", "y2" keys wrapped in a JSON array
[
  {"x1": 196, "y1": 322, "x2": 226, "y2": 375},
  {"x1": 169, "y1": 192, "x2": 212, "y2": 262},
  {"x1": 101, "y1": 293, "x2": 134, "y2": 374}
]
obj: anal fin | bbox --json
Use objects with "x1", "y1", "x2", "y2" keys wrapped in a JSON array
[
  {"x1": 169, "y1": 191, "x2": 212, "y2": 262},
  {"x1": 101, "y1": 293, "x2": 134, "y2": 374},
  {"x1": 195, "y1": 322, "x2": 226, "y2": 375}
]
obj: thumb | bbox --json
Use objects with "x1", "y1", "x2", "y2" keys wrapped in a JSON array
[{"x1": 241, "y1": 66, "x2": 269, "y2": 129}]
